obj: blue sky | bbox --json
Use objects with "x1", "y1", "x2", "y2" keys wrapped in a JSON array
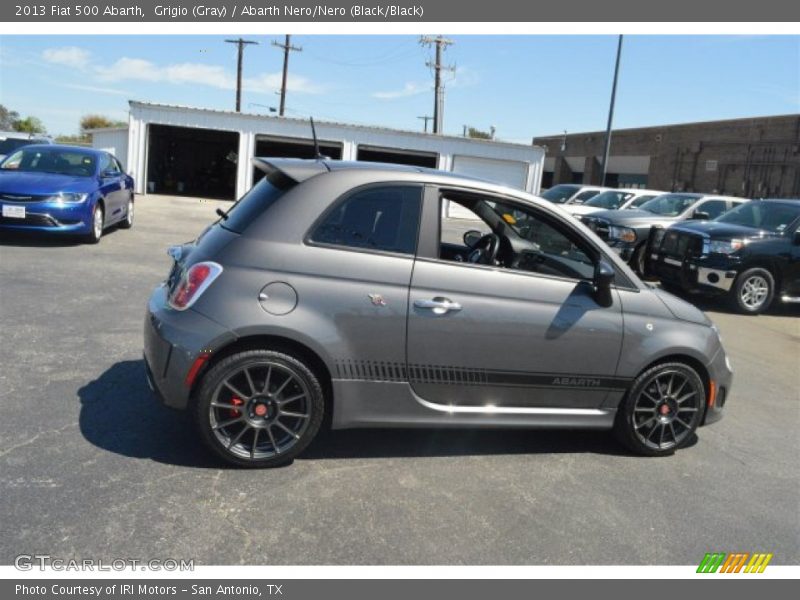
[{"x1": 0, "y1": 35, "x2": 797, "y2": 140}]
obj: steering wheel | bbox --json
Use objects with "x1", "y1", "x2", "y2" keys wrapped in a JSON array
[{"x1": 468, "y1": 233, "x2": 501, "y2": 265}]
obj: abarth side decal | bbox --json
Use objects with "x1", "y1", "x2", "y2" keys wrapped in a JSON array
[{"x1": 334, "y1": 360, "x2": 632, "y2": 391}]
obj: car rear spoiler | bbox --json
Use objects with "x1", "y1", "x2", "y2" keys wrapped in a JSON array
[{"x1": 252, "y1": 157, "x2": 330, "y2": 185}]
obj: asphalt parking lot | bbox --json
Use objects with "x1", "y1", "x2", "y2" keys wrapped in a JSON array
[{"x1": 1, "y1": 194, "x2": 798, "y2": 566}]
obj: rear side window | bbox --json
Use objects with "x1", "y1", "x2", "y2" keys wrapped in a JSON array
[
  {"x1": 221, "y1": 174, "x2": 293, "y2": 233},
  {"x1": 311, "y1": 186, "x2": 422, "y2": 255}
]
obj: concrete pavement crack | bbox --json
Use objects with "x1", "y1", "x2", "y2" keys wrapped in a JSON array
[{"x1": 0, "y1": 422, "x2": 79, "y2": 459}]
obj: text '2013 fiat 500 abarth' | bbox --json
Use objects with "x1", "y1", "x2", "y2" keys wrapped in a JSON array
[{"x1": 144, "y1": 159, "x2": 732, "y2": 467}]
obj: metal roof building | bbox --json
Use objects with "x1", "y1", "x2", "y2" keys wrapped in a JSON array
[{"x1": 93, "y1": 101, "x2": 545, "y2": 203}]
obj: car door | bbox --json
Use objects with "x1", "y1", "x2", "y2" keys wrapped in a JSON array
[
  {"x1": 97, "y1": 152, "x2": 125, "y2": 222},
  {"x1": 406, "y1": 186, "x2": 626, "y2": 410}
]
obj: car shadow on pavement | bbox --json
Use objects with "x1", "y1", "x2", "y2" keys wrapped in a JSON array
[
  {"x1": 79, "y1": 360, "x2": 665, "y2": 467},
  {"x1": 0, "y1": 227, "x2": 124, "y2": 247},
  {"x1": 78, "y1": 359, "x2": 219, "y2": 469},
  {"x1": 0, "y1": 230, "x2": 84, "y2": 247}
]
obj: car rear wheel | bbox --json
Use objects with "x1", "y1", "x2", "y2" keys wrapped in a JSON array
[
  {"x1": 730, "y1": 268, "x2": 774, "y2": 314},
  {"x1": 119, "y1": 196, "x2": 134, "y2": 229},
  {"x1": 84, "y1": 204, "x2": 104, "y2": 244},
  {"x1": 613, "y1": 362, "x2": 705, "y2": 457},
  {"x1": 193, "y1": 350, "x2": 325, "y2": 468}
]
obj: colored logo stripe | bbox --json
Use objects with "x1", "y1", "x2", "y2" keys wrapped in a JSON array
[
  {"x1": 697, "y1": 553, "x2": 726, "y2": 573},
  {"x1": 697, "y1": 552, "x2": 773, "y2": 573}
]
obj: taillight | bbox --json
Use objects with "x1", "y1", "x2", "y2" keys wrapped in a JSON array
[{"x1": 168, "y1": 261, "x2": 223, "y2": 311}]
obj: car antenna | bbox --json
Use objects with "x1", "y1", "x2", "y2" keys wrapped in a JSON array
[{"x1": 310, "y1": 117, "x2": 330, "y2": 161}]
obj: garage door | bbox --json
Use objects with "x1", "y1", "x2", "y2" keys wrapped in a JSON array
[
  {"x1": 448, "y1": 155, "x2": 530, "y2": 218},
  {"x1": 147, "y1": 125, "x2": 239, "y2": 200}
]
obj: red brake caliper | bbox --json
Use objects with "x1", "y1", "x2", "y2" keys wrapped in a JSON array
[{"x1": 229, "y1": 397, "x2": 244, "y2": 418}]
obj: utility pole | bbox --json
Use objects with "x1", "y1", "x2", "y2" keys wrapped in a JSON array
[
  {"x1": 600, "y1": 35, "x2": 623, "y2": 186},
  {"x1": 272, "y1": 35, "x2": 302, "y2": 117},
  {"x1": 418, "y1": 115, "x2": 433, "y2": 133},
  {"x1": 420, "y1": 36, "x2": 454, "y2": 134},
  {"x1": 225, "y1": 38, "x2": 259, "y2": 112}
]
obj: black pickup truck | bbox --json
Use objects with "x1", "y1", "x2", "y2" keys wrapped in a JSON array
[{"x1": 646, "y1": 199, "x2": 800, "y2": 314}]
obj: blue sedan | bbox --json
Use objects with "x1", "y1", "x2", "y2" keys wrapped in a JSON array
[{"x1": 0, "y1": 145, "x2": 134, "y2": 243}]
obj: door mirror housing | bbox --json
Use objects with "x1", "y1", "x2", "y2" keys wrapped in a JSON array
[
  {"x1": 463, "y1": 230, "x2": 483, "y2": 248},
  {"x1": 692, "y1": 210, "x2": 710, "y2": 221},
  {"x1": 101, "y1": 169, "x2": 118, "y2": 179},
  {"x1": 593, "y1": 260, "x2": 615, "y2": 307}
]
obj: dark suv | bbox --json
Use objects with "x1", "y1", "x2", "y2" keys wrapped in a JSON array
[
  {"x1": 647, "y1": 200, "x2": 800, "y2": 314},
  {"x1": 581, "y1": 193, "x2": 748, "y2": 274}
]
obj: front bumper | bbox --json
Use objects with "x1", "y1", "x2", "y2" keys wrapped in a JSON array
[
  {"x1": 0, "y1": 200, "x2": 93, "y2": 234},
  {"x1": 704, "y1": 343, "x2": 733, "y2": 426},
  {"x1": 650, "y1": 252, "x2": 740, "y2": 295},
  {"x1": 144, "y1": 284, "x2": 236, "y2": 410}
]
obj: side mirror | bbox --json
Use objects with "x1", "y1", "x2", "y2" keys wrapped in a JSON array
[
  {"x1": 463, "y1": 230, "x2": 483, "y2": 248},
  {"x1": 593, "y1": 260, "x2": 615, "y2": 307},
  {"x1": 101, "y1": 170, "x2": 118, "y2": 179},
  {"x1": 692, "y1": 210, "x2": 710, "y2": 220}
]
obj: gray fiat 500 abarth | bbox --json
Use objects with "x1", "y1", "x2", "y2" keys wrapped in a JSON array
[{"x1": 144, "y1": 158, "x2": 732, "y2": 467}]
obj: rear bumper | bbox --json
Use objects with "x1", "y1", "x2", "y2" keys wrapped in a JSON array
[{"x1": 143, "y1": 284, "x2": 236, "y2": 410}]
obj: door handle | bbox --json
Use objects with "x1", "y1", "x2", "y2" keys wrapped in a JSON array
[{"x1": 414, "y1": 297, "x2": 462, "y2": 315}]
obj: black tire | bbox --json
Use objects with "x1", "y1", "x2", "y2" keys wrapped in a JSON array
[
  {"x1": 83, "y1": 203, "x2": 104, "y2": 244},
  {"x1": 613, "y1": 361, "x2": 705, "y2": 457},
  {"x1": 119, "y1": 196, "x2": 134, "y2": 229},
  {"x1": 729, "y1": 267, "x2": 774, "y2": 314},
  {"x1": 631, "y1": 242, "x2": 647, "y2": 276},
  {"x1": 193, "y1": 350, "x2": 325, "y2": 468}
]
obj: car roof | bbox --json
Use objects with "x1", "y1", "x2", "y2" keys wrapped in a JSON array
[
  {"x1": 254, "y1": 157, "x2": 523, "y2": 191},
  {"x1": 18, "y1": 144, "x2": 101, "y2": 154},
  {"x1": 751, "y1": 198, "x2": 800, "y2": 205}
]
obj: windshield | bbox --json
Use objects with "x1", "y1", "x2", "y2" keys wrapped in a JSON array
[
  {"x1": 541, "y1": 184, "x2": 580, "y2": 204},
  {"x1": 715, "y1": 202, "x2": 800, "y2": 233},
  {"x1": 584, "y1": 190, "x2": 634, "y2": 210},
  {"x1": 638, "y1": 193, "x2": 700, "y2": 216},
  {"x1": 0, "y1": 147, "x2": 97, "y2": 176},
  {"x1": 628, "y1": 194, "x2": 656, "y2": 208}
]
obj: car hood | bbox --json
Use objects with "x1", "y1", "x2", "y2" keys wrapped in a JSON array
[
  {"x1": 589, "y1": 209, "x2": 679, "y2": 228},
  {"x1": 567, "y1": 204, "x2": 604, "y2": 216},
  {"x1": 670, "y1": 220, "x2": 777, "y2": 240},
  {"x1": 651, "y1": 287, "x2": 711, "y2": 326},
  {"x1": 0, "y1": 171, "x2": 95, "y2": 195}
]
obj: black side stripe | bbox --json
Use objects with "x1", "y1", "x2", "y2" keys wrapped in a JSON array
[{"x1": 334, "y1": 360, "x2": 632, "y2": 391}]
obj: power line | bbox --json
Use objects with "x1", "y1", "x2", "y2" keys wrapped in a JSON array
[
  {"x1": 420, "y1": 36, "x2": 455, "y2": 134},
  {"x1": 224, "y1": 38, "x2": 259, "y2": 112},
  {"x1": 272, "y1": 35, "x2": 302, "y2": 117}
]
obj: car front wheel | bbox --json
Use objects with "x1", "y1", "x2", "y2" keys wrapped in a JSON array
[
  {"x1": 84, "y1": 203, "x2": 104, "y2": 244},
  {"x1": 193, "y1": 350, "x2": 325, "y2": 468},
  {"x1": 730, "y1": 267, "x2": 774, "y2": 314},
  {"x1": 613, "y1": 362, "x2": 705, "y2": 457}
]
